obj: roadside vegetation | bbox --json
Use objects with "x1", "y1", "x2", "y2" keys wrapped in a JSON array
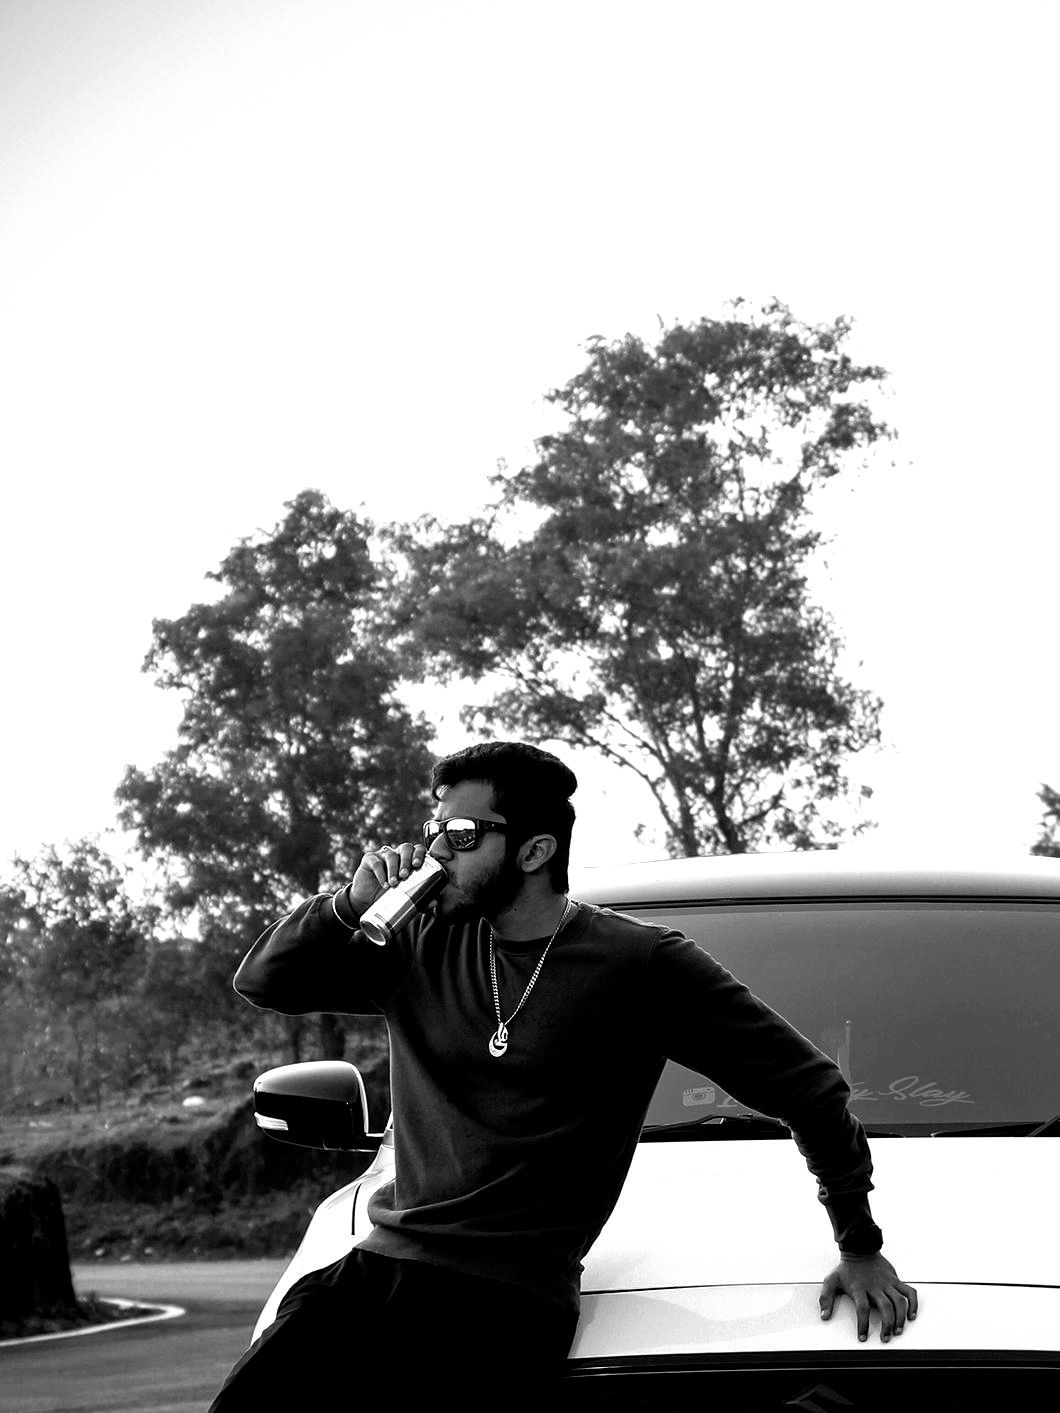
[
  {"x1": 1, "y1": 1293, "x2": 159, "y2": 1343},
  {"x1": 0, "y1": 1041, "x2": 386, "y2": 1265}
]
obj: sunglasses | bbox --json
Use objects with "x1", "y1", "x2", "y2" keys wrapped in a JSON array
[{"x1": 422, "y1": 817, "x2": 508, "y2": 852}]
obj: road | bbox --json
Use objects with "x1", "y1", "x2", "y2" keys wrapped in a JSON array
[{"x1": 0, "y1": 1260, "x2": 288, "y2": 1413}]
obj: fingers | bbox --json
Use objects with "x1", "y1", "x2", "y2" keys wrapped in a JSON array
[
  {"x1": 350, "y1": 841, "x2": 426, "y2": 912},
  {"x1": 858, "y1": 1285, "x2": 920, "y2": 1342},
  {"x1": 388, "y1": 841, "x2": 426, "y2": 883},
  {"x1": 853, "y1": 1292, "x2": 872, "y2": 1342},
  {"x1": 367, "y1": 841, "x2": 426, "y2": 888},
  {"x1": 875, "y1": 1281, "x2": 918, "y2": 1341},
  {"x1": 822, "y1": 1266, "x2": 920, "y2": 1343},
  {"x1": 889, "y1": 1285, "x2": 913, "y2": 1336},
  {"x1": 871, "y1": 1289, "x2": 897, "y2": 1343}
]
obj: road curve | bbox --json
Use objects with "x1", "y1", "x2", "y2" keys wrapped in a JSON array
[{"x1": 0, "y1": 1259, "x2": 288, "y2": 1413}]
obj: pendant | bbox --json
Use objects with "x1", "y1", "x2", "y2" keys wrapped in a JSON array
[{"x1": 488, "y1": 1023, "x2": 508, "y2": 1058}]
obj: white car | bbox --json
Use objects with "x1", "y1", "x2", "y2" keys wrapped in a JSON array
[{"x1": 250, "y1": 850, "x2": 1060, "y2": 1405}]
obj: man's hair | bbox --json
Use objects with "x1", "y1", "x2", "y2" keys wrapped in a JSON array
[{"x1": 431, "y1": 741, "x2": 578, "y2": 891}]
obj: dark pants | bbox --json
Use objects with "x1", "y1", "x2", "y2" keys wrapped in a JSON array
[{"x1": 207, "y1": 1248, "x2": 580, "y2": 1411}]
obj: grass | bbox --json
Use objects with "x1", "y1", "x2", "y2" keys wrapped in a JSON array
[
  {"x1": 65, "y1": 1186, "x2": 329, "y2": 1263},
  {"x1": 1, "y1": 1095, "x2": 231, "y2": 1162},
  {"x1": 1, "y1": 1060, "x2": 378, "y2": 1264}
]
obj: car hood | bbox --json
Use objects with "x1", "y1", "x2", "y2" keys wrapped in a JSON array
[
  {"x1": 573, "y1": 1136, "x2": 1060, "y2": 1361},
  {"x1": 257, "y1": 1134, "x2": 1060, "y2": 1356},
  {"x1": 582, "y1": 1135, "x2": 1058, "y2": 1292}
]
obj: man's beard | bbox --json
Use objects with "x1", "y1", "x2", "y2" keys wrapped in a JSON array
[{"x1": 440, "y1": 850, "x2": 523, "y2": 925}]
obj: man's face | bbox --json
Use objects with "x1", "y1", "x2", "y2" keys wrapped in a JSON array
[{"x1": 425, "y1": 779, "x2": 523, "y2": 924}]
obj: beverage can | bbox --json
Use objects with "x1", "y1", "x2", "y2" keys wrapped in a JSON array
[{"x1": 358, "y1": 856, "x2": 448, "y2": 946}]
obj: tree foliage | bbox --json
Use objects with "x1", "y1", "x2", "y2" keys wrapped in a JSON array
[
  {"x1": 116, "y1": 490, "x2": 436, "y2": 1057},
  {"x1": 0, "y1": 878, "x2": 32, "y2": 994},
  {"x1": 0, "y1": 835, "x2": 299, "y2": 1113},
  {"x1": 1031, "y1": 784, "x2": 1060, "y2": 857},
  {"x1": 389, "y1": 301, "x2": 888, "y2": 854},
  {"x1": 0, "y1": 878, "x2": 36, "y2": 1106},
  {"x1": 3, "y1": 839, "x2": 159, "y2": 1107},
  {"x1": 15, "y1": 841, "x2": 150, "y2": 1007}
]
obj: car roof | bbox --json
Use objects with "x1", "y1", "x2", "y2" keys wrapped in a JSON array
[{"x1": 569, "y1": 847, "x2": 1060, "y2": 906}]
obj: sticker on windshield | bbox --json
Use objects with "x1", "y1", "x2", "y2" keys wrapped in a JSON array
[
  {"x1": 848, "y1": 1075, "x2": 974, "y2": 1108},
  {"x1": 682, "y1": 1085, "x2": 716, "y2": 1107}
]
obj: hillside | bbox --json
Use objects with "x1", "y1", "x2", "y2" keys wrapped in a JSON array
[{"x1": 0, "y1": 1046, "x2": 388, "y2": 1264}]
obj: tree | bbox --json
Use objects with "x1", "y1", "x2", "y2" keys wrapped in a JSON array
[
  {"x1": 0, "y1": 879, "x2": 32, "y2": 994},
  {"x1": 130, "y1": 937, "x2": 218, "y2": 1090},
  {"x1": 0, "y1": 880, "x2": 35, "y2": 1110},
  {"x1": 116, "y1": 490, "x2": 436, "y2": 1059},
  {"x1": 388, "y1": 301, "x2": 887, "y2": 855},
  {"x1": 9, "y1": 840, "x2": 156, "y2": 1108},
  {"x1": 1031, "y1": 784, "x2": 1060, "y2": 857},
  {"x1": 0, "y1": 1169, "x2": 78, "y2": 1336}
]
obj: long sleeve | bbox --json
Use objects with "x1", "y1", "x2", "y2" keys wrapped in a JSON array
[
  {"x1": 646, "y1": 929, "x2": 884, "y2": 1255},
  {"x1": 234, "y1": 892, "x2": 412, "y2": 1017}
]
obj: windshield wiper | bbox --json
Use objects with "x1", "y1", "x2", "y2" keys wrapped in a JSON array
[
  {"x1": 641, "y1": 1113, "x2": 907, "y2": 1141},
  {"x1": 641, "y1": 1113, "x2": 790, "y2": 1141},
  {"x1": 932, "y1": 1115, "x2": 1060, "y2": 1137}
]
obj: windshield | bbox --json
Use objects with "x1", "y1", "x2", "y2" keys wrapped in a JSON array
[{"x1": 628, "y1": 900, "x2": 1060, "y2": 1134}]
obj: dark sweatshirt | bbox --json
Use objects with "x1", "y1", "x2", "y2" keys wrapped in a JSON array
[{"x1": 235, "y1": 895, "x2": 882, "y2": 1310}]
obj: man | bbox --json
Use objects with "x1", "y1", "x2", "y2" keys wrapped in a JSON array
[{"x1": 209, "y1": 741, "x2": 917, "y2": 1409}]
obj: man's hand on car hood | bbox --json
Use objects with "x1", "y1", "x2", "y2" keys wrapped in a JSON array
[{"x1": 819, "y1": 1253, "x2": 919, "y2": 1343}]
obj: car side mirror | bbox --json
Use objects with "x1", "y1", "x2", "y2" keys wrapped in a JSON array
[{"x1": 253, "y1": 1060, "x2": 382, "y2": 1153}]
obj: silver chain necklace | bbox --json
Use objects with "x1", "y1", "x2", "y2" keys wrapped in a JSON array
[{"x1": 487, "y1": 899, "x2": 572, "y2": 1058}]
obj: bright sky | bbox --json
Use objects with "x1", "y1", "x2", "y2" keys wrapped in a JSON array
[{"x1": 1, "y1": 0, "x2": 1057, "y2": 877}]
